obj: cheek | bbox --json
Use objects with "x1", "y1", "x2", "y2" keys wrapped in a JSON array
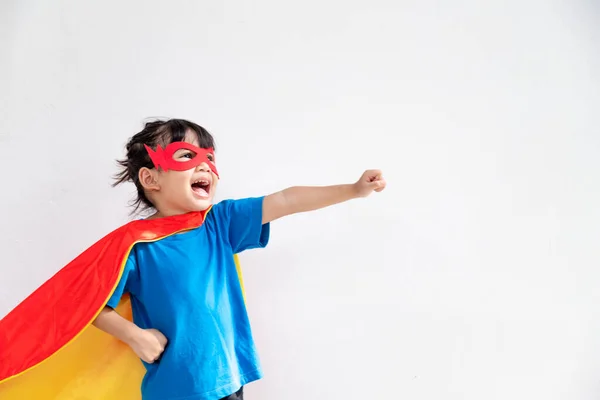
[{"x1": 162, "y1": 172, "x2": 191, "y2": 190}]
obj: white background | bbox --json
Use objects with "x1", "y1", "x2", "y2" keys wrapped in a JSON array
[{"x1": 1, "y1": 1, "x2": 599, "y2": 399}]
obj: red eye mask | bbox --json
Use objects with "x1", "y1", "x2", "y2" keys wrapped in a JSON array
[{"x1": 144, "y1": 142, "x2": 219, "y2": 177}]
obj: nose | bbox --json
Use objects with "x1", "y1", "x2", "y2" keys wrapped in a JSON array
[{"x1": 195, "y1": 162, "x2": 211, "y2": 172}]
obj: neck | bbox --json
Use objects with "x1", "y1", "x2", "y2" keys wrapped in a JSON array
[
  {"x1": 148, "y1": 211, "x2": 181, "y2": 220},
  {"x1": 147, "y1": 207, "x2": 187, "y2": 220},
  {"x1": 148, "y1": 207, "x2": 210, "y2": 220}
]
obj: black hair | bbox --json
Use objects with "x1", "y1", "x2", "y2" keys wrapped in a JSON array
[{"x1": 113, "y1": 118, "x2": 216, "y2": 213}]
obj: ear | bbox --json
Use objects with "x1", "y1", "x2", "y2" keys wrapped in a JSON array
[{"x1": 139, "y1": 167, "x2": 160, "y2": 191}]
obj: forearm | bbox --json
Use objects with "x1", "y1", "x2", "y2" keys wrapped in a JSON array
[
  {"x1": 281, "y1": 184, "x2": 358, "y2": 213},
  {"x1": 92, "y1": 306, "x2": 141, "y2": 345},
  {"x1": 263, "y1": 184, "x2": 358, "y2": 223}
]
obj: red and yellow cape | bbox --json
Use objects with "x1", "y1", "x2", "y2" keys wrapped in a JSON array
[{"x1": 0, "y1": 208, "x2": 245, "y2": 399}]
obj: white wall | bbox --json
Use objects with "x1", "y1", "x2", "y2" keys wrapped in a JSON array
[{"x1": 1, "y1": 1, "x2": 599, "y2": 399}]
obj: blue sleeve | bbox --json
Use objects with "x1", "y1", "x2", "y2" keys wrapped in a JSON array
[
  {"x1": 218, "y1": 197, "x2": 270, "y2": 253},
  {"x1": 106, "y1": 255, "x2": 138, "y2": 309}
]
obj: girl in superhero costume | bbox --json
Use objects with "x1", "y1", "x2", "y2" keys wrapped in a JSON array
[{"x1": 0, "y1": 119, "x2": 386, "y2": 400}]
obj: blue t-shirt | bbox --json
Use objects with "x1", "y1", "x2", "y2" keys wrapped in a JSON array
[{"x1": 106, "y1": 197, "x2": 270, "y2": 400}]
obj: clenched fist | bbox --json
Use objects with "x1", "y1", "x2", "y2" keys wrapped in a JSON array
[
  {"x1": 128, "y1": 328, "x2": 168, "y2": 363},
  {"x1": 353, "y1": 169, "x2": 386, "y2": 197}
]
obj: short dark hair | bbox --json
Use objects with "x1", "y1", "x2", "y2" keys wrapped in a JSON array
[{"x1": 113, "y1": 118, "x2": 216, "y2": 213}]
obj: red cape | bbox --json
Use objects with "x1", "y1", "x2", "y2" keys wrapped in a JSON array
[{"x1": 0, "y1": 208, "x2": 244, "y2": 399}]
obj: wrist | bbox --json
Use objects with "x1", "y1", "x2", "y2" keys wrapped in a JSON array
[
  {"x1": 349, "y1": 182, "x2": 362, "y2": 199},
  {"x1": 123, "y1": 324, "x2": 144, "y2": 346}
]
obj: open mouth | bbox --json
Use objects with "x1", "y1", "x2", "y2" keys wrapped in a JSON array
[{"x1": 191, "y1": 179, "x2": 211, "y2": 198}]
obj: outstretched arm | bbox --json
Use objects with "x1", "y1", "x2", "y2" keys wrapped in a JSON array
[{"x1": 262, "y1": 169, "x2": 386, "y2": 224}]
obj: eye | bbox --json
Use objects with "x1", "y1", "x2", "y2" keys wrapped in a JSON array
[
  {"x1": 207, "y1": 154, "x2": 215, "y2": 162},
  {"x1": 173, "y1": 150, "x2": 196, "y2": 161}
]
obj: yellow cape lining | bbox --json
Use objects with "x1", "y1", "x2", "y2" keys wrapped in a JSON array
[{"x1": 0, "y1": 213, "x2": 246, "y2": 400}]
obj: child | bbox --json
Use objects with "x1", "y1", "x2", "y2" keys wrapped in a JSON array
[{"x1": 91, "y1": 118, "x2": 386, "y2": 400}]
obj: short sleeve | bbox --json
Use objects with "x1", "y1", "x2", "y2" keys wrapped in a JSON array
[
  {"x1": 106, "y1": 255, "x2": 138, "y2": 309},
  {"x1": 220, "y1": 197, "x2": 270, "y2": 253}
]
